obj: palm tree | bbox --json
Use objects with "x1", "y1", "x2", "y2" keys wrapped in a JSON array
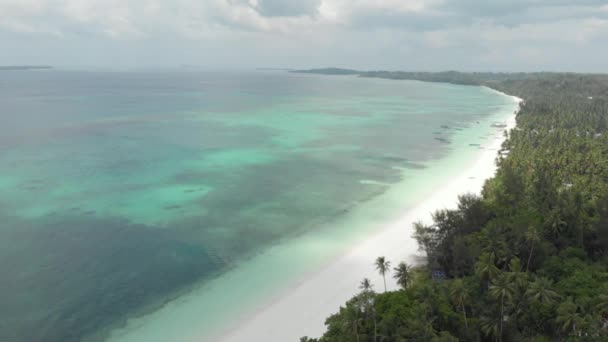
[
  {"x1": 596, "y1": 294, "x2": 608, "y2": 320},
  {"x1": 480, "y1": 229, "x2": 509, "y2": 265},
  {"x1": 546, "y1": 209, "x2": 566, "y2": 240},
  {"x1": 503, "y1": 258, "x2": 529, "y2": 323},
  {"x1": 342, "y1": 304, "x2": 362, "y2": 342},
  {"x1": 393, "y1": 262, "x2": 410, "y2": 290},
  {"x1": 524, "y1": 226, "x2": 540, "y2": 271},
  {"x1": 375, "y1": 256, "x2": 391, "y2": 292},
  {"x1": 358, "y1": 278, "x2": 377, "y2": 341},
  {"x1": 359, "y1": 278, "x2": 373, "y2": 293},
  {"x1": 489, "y1": 274, "x2": 515, "y2": 342},
  {"x1": 475, "y1": 253, "x2": 500, "y2": 288},
  {"x1": 506, "y1": 258, "x2": 528, "y2": 291},
  {"x1": 556, "y1": 298, "x2": 582, "y2": 336},
  {"x1": 525, "y1": 277, "x2": 560, "y2": 306},
  {"x1": 449, "y1": 279, "x2": 470, "y2": 328},
  {"x1": 480, "y1": 313, "x2": 501, "y2": 342}
]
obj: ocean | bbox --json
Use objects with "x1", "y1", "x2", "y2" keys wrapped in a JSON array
[{"x1": 0, "y1": 70, "x2": 517, "y2": 341}]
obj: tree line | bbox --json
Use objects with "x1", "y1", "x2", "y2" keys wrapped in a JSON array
[{"x1": 298, "y1": 71, "x2": 608, "y2": 341}]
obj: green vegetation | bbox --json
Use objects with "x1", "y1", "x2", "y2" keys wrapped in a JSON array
[
  {"x1": 299, "y1": 71, "x2": 608, "y2": 341},
  {"x1": 294, "y1": 67, "x2": 360, "y2": 75},
  {"x1": 375, "y1": 256, "x2": 391, "y2": 293}
]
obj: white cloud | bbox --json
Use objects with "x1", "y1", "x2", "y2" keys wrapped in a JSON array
[
  {"x1": 0, "y1": 0, "x2": 606, "y2": 71},
  {"x1": 1, "y1": 0, "x2": 604, "y2": 37}
]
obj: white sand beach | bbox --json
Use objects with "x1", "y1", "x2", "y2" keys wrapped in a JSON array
[{"x1": 219, "y1": 94, "x2": 522, "y2": 342}]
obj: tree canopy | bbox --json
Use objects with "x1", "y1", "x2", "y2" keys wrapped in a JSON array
[{"x1": 301, "y1": 71, "x2": 608, "y2": 341}]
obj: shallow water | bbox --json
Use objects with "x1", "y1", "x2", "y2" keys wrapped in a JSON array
[{"x1": 0, "y1": 71, "x2": 516, "y2": 341}]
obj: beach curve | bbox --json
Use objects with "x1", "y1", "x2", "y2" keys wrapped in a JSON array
[
  {"x1": 218, "y1": 92, "x2": 522, "y2": 342},
  {"x1": 107, "y1": 90, "x2": 522, "y2": 342}
]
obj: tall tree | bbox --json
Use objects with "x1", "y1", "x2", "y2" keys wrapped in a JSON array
[
  {"x1": 506, "y1": 258, "x2": 528, "y2": 290},
  {"x1": 358, "y1": 279, "x2": 377, "y2": 341},
  {"x1": 346, "y1": 309, "x2": 362, "y2": 342},
  {"x1": 525, "y1": 226, "x2": 540, "y2": 271},
  {"x1": 526, "y1": 277, "x2": 560, "y2": 306},
  {"x1": 449, "y1": 279, "x2": 470, "y2": 328},
  {"x1": 359, "y1": 278, "x2": 373, "y2": 293},
  {"x1": 375, "y1": 256, "x2": 391, "y2": 292},
  {"x1": 480, "y1": 313, "x2": 501, "y2": 342},
  {"x1": 479, "y1": 228, "x2": 509, "y2": 265},
  {"x1": 393, "y1": 262, "x2": 410, "y2": 290},
  {"x1": 489, "y1": 274, "x2": 516, "y2": 342},
  {"x1": 413, "y1": 222, "x2": 438, "y2": 262},
  {"x1": 475, "y1": 253, "x2": 500, "y2": 288},
  {"x1": 556, "y1": 299, "x2": 583, "y2": 337}
]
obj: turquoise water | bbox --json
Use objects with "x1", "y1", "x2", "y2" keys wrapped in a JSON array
[{"x1": 0, "y1": 71, "x2": 516, "y2": 341}]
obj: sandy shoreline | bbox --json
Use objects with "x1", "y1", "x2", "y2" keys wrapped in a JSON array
[
  {"x1": 107, "y1": 90, "x2": 522, "y2": 342},
  {"x1": 219, "y1": 92, "x2": 522, "y2": 341}
]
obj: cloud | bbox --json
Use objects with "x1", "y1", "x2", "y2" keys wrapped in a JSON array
[
  {"x1": 441, "y1": 0, "x2": 608, "y2": 17},
  {"x1": 1, "y1": 0, "x2": 606, "y2": 36},
  {"x1": 339, "y1": 0, "x2": 608, "y2": 30},
  {"x1": 0, "y1": 0, "x2": 606, "y2": 71},
  {"x1": 254, "y1": 0, "x2": 321, "y2": 17}
]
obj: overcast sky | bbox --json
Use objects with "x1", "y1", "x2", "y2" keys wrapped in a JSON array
[{"x1": 1, "y1": 0, "x2": 607, "y2": 71}]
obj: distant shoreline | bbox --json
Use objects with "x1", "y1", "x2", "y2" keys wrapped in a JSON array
[
  {"x1": 218, "y1": 89, "x2": 521, "y2": 342},
  {"x1": 0, "y1": 65, "x2": 53, "y2": 71},
  {"x1": 101, "y1": 73, "x2": 520, "y2": 342}
]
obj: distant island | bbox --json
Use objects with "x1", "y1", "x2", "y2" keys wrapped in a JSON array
[
  {"x1": 0, "y1": 65, "x2": 53, "y2": 71},
  {"x1": 293, "y1": 67, "x2": 360, "y2": 75},
  {"x1": 256, "y1": 67, "x2": 296, "y2": 71},
  {"x1": 292, "y1": 68, "x2": 572, "y2": 87}
]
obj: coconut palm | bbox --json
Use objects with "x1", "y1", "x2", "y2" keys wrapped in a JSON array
[
  {"x1": 556, "y1": 298, "x2": 583, "y2": 336},
  {"x1": 356, "y1": 284, "x2": 375, "y2": 313},
  {"x1": 525, "y1": 277, "x2": 560, "y2": 306},
  {"x1": 479, "y1": 229, "x2": 509, "y2": 265},
  {"x1": 507, "y1": 258, "x2": 528, "y2": 289},
  {"x1": 342, "y1": 303, "x2": 362, "y2": 342},
  {"x1": 393, "y1": 262, "x2": 410, "y2": 290},
  {"x1": 357, "y1": 279, "x2": 378, "y2": 341},
  {"x1": 546, "y1": 209, "x2": 567, "y2": 240},
  {"x1": 596, "y1": 294, "x2": 608, "y2": 319},
  {"x1": 489, "y1": 274, "x2": 516, "y2": 341},
  {"x1": 524, "y1": 226, "x2": 540, "y2": 271},
  {"x1": 503, "y1": 258, "x2": 529, "y2": 322},
  {"x1": 480, "y1": 313, "x2": 501, "y2": 342},
  {"x1": 475, "y1": 253, "x2": 500, "y2": 287},
  {"x1": 359, "y1": 278, "x2": 373, "y2": 293},
  {"x1": 375, "y1": 256, "x2": 391, "y2": 292},
  {"x1": 449, "y1": 279, "x2": 470, "y2": 328}
]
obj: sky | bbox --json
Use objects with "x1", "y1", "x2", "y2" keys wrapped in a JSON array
[{"x1": 1, "y1": 0, "x2": 607, "y2": 71}]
